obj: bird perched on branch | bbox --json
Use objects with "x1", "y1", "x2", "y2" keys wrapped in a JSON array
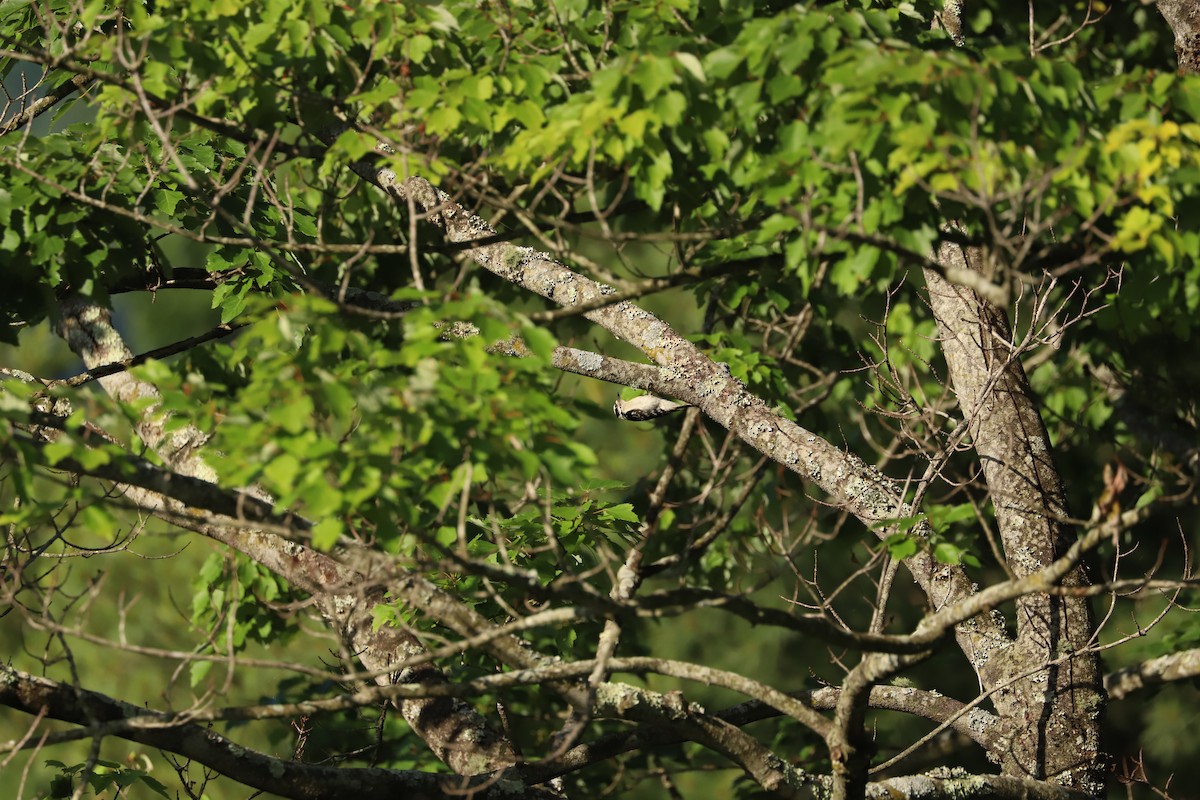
[{"x1": 613, "y1": 394, "x2": 691, "y2": 421}]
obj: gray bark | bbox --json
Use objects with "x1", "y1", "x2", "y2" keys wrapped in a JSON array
[
  {"x1": 926, "y1": 246, "x2": 1103, "y2": 794},
  {"x1": 1157, "y1": 0, "x2": 1200, "y2": 73},
  {"x1": 54, "y1": 298, "x2": 522, "y2": 777}
]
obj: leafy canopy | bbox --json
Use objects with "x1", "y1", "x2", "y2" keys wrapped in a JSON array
[{"x1": 3, "y1": 0, "x2": 1200, "y2": 796}]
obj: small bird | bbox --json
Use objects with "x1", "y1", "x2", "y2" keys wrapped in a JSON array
[{"x1": 613, "y1": 394, "x2": 691, "y2": 421}]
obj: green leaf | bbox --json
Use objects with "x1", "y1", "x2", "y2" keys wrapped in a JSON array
[
  {"x1": 601, "y1": 503, "x2": 640, "y2": 523},
  {"x1": 932, "y1": 542, "x2": 978, "y2": 568},
  {"x1": 311, "y1": 518, "x2": 343, "y2": 550},
  {"x1": 263, "y1": 453, "x2": 301, "y2": 491},
  {"x1": 884, "y1": 533, "x2": 918, "y2": 560},
  {"x1": 520, "y1": 324, "x2": 557, "y2": 361},
  {"x1": 189, "y1": 660, "x2": 213, "y2": 688},
  {"x1": 155, "y1": 189, "x2": 184, "y2": 215},
  {"x1": 674, "y1": 51, "x2": 705, "y2": 83},
  {"x1": 926, "y1": 503, "x2": 975, "y2": 532}
]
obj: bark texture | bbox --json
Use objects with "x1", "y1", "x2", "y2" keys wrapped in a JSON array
[
  {"x1": 54, "y1": 298, "x2": 522, "y2": 777},
  {"x1": 356, "y1": 166, "x2": 1015, "y2": 681},
  {"x1": 0, "y1": 665, "x2": 548, "y2": 800},
  {"x1": 926, "y1": 245, "x2": 1103, "y2": 794},
  {"x1": 1157, "y1": 0, "x2": 1200, "y2": 74}
]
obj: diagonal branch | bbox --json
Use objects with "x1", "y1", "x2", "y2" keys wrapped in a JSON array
[
  {"x1": 343, "y1": 154, "x2": 1014, "y2": 692},
  {"x1": 0, "y1": 664, "x2": 556, "y2": 800},
  {"x1": 46, "y1": 322, "x2": 245, "y2": 388},
  {"x1": 1106, "y1": 647, "x2": 1200, "y2": 700},
  {"x1": 50, "y1": 297, "x2": 524, "y2": 776},
  {"x1": 0, "y1": 73, "x2": 92, "y2": 136}
]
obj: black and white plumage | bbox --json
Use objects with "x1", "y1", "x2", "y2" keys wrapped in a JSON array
[{"x1": 613, "y1": 395, "x2": 690, "y2": 421}]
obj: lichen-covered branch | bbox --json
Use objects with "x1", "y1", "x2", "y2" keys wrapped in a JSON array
[
  {"x1": 348, "y1": 162, "x2": 1014, "y2": 682},
  {"x1": 0, "y1": 664, "x2": 554, "y2": 800},
  {"x1": 51, "y1": 297, "x2": 522, "y2": 777},
  {"x1": 925, "y1": 248, "x2": 1103, "y2": 793}
]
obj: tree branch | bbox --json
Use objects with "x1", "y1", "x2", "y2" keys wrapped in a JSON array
[
  {"x1": 0, "y1": 664, "x2": 554, "y2": 800},
  {"x1": 1106, "y1": 648, "x2": 1200, "y2": 700},
  {"x1": 49, "y1": 297, "x2": 525, "y2": 775},
  {"x1": 0, "y1": 72, "x2": 91, "y2": 135},
  {"x1": 343, "y1": 153, "x2": 1015, "y2": 725}
]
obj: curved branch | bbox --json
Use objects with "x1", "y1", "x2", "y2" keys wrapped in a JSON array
[
  {"x1": 1106, "y1": 648, "x2": 1200, "y2": 700},
  {"x1": 0, "y1": 665, "x2": 553, "y2": 800},
  {"x1": 529, "y1": 254, "x2": 784, "y2": 322},
  {"x1": 345, "y1": 160, "x2": 1013, "y2": 684},
  {"x1": 49, "y1": 298, "x2": 524, "y2": 775},
  {"x1": 0, "y1": 73, "x2": 92, "y2": 136},
  {"x1": 47, "y1": 323, "x2": 245, "y2": 388}
]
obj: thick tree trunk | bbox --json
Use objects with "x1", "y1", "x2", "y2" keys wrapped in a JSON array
[
  {"x1": 1157, "y1": 0, "x2": 1200, "y2": 73},
  {"x1": 925, "y1": 245, "x2": 1104, "y2": 794}
]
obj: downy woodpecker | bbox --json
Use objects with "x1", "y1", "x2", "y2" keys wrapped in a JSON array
[{"x1": 613, "y1": 395, "x2": 690, "y2": 421}]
